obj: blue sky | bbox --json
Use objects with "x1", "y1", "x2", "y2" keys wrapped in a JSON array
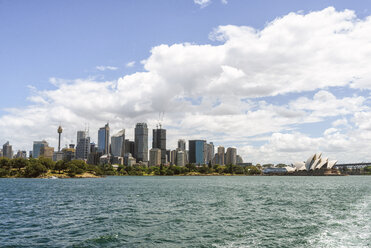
[{"x1": 1, "y1": 0, "x2": 371, "y2": 163}]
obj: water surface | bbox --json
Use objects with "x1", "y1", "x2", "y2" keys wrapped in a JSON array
[{"x1": 0, "y1": 176, "x2": 370, "y2": 247}]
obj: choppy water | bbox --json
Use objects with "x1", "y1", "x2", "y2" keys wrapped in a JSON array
[{"x1": 0, "y1": 176, "x2": 370, "y2": 248}]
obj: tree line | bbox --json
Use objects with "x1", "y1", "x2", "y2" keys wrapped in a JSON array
[{"x1": 0, "y1": 157, "x2": 262, "y2": 177}]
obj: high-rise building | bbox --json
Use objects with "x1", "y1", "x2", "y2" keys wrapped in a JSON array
[
  {"x1": 2, "y1": 141, "x2": 13, "y2": 159},
  {"x1": 15, "y1": 150, "x2": 27, "y2": 159},
  {"x1": 189, "y1": 140, "x2": 206, "y2": 165},
  {"x1": 149, "y1": 148, "x2": 161, "y2": 166},
  {"x1": 40, "y1": 146, "x2": 54, "y2": 160},
  {"x1": 217, "y1": 146, "x2": 225, "y2": 165},
  {"x1": 62, "y1": 144, "x2": 75, "y2": 161},
  {"x1": 76, "y1": 131, "x2": 90, "y2": 160},
  {"x1": 111, "y1": 129, "x2": 125, "y2": 157},
  {"x1": 204, "y1": 142, "x2": 214, "y2": 164},
  {"x1": 152, "y1": 128, "x2": 166, "y2": 164},
  {"x1": 176, "y1": 150, "x2": 185, "y2": 167},
  {"x1": 98, "y1": 123, "x2": 110, "y2": 154},
  {"x1": 33, "y1": 141, "x2": 49, "y2": 159},
  {"x1": 170, "y1": 150, "x2": 177, "y2": 165},
  {"x1": 134, "y1": 123, "x2": 148, "y2": 162},
  {"x1": 226, "y1": 147, "x2": 237, "y2": 165},
  {"x1": 178, "y1": 139, "x2": 186, "y2": 151},
  {"x1": 124, "y1": 139, "x2": 135, "y2": 155}
]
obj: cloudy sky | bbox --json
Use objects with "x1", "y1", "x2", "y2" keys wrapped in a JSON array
[{"x1": 1, "y1": 0, "x2": 371, "y2": 164}]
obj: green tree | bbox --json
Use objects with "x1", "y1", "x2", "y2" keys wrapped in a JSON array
[
  {"x1": 38, "y1": 157, "x2": 55, "y2": 170},
  {"x1": 0, "y1": 157, "x2": 11, "y2": 170},
  {"x1": 55, "y1": 160, "x2": 67, "y2": 173},
  {"x1": 11, "y1": 158, "x2": 30, "y2": 171},
  {"x1": 24, "y1": 161, "x2": 47, "y2": 177}
]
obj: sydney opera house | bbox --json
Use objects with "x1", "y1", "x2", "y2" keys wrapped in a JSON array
[{"x1": 292, "y1": 153, "x2": 337, "y2": 171}]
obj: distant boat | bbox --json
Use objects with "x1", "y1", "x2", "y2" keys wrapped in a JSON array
[{"x1": 49, "y1": 176, "x2": 58, "y2": 179}]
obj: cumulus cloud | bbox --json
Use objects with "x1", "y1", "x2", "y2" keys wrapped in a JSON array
[
  {"x1": 2, "y1": 7, "x2": 371, "y2": 163},
  {"x1": 96, "y1": 65, "x2": 118, "y2": 71}
]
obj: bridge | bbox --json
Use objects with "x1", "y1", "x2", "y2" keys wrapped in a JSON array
[{"x1": 335, "y1": 163, "x2": 371, "y2": 169}]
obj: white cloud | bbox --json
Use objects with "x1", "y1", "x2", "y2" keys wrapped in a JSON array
[
  {"x1": 2, "y1": 7, "x2": 371, "y2": 164},
  {"x1": 126, "y1": 61, "x2": 135, "y2": 68},
  {"x1": 221, "y1": 0, "x2": 227, "y2": 4},
  {"x1": 194, "y1": 0, "x2": 211, "y2": 8},
  {"x1": 96, "y1": 65, "x2": 118, "y2": 71}
]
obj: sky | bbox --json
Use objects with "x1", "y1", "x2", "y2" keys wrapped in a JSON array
[{"x1": 1, "y1": 0, "x2": 371, "y2": 164}]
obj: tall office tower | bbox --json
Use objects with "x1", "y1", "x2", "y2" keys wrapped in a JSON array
[
  {"x1": 176, "y1": 150, "x2": 185, "y2": 167},
  {"x1": 226, "y1": 147, "x2": 237, "y2": 165},
  {"x1": 2, "y1": 141, "x2": 13, "y2": 159},
  {"x1": 236, "y1": 155, "x2": 243, "y2": 164},
  {"x1": 149, "y1": 148, "x2": 161, "y2": 166},
  {"x1": 98, "y1": 123, "x2": 110, "y2": 154},
  {"x1": 124, "y1": 139, "x2": 135, "y2": 155},
  {"x1": 15, "y1": 150, "x2": 27, "y2": 159},
  {"x1": 33, "y1": 140, "x2": 49, "y2": 159},
  {"x1": 134, "y1": 123, "x2": 148, "y2": 162},
  {"x1": 188, "y1": 140, "x2": 206, "y2": 165},
  {"x1": 204, "y1": 142, "x2": 214, "y2": 164},
  {"x1": 217, "y1": 146, "x2": 225, "y2": 165},
  {"x1": 76, "y1": 131, "x2": 91, "y2": 160},
  {"x1": 111, "y1": 129, "x2": 125, "y2": 157},
  {"x1": 152, "y1": 128, "x2": 166, "y2": 164},
  {"x1": 0, "y1": 149, "x2": 3, "y2": 157},
  {"x1": 178, "y1": 139, "x2": 186, "y2": 151},
  {"x1": 57, "y1": 126, "x2": 63, "y2": 152},
  {"x1": 170, "y1": 150, "x2": 177, "y2": 165}
]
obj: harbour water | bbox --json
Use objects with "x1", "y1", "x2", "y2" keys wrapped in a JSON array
[{"x1": 0, "y1": 176, "x2": 370, "y2": 247}]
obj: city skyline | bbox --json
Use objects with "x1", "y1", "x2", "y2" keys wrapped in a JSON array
[{"x1": 1, "y1": 1, "x2": 371, "y2": 164}]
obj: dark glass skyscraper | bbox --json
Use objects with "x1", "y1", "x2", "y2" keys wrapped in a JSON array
[
  {"x1": 152, "y1": 128, "x2": 166, "y2": 164},
  {"x1": 134, "y1": 123, "x2": 148, "y2": 162},
  {"x1": 98, "y1": 123, "x2": 110, "y2": 155},
  {"x1": 189, "y1": 140, "x2": 206, "y2": 165}
]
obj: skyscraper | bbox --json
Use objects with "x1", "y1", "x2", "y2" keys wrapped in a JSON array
[
  {"x1": 111, "y1": 129, "x2": 125, "y2": 157},
  {"x1": 226, "y1": 147, "x2": 237, "y2": 165},
  {"x1": 134, "y1": 123, "x2": 148, "y2": 162},
  {"x1": 152, "y1": 128, "x2": 166, "y2": 164},
  {"x1": 2, "y1": 141, "x2": 13, "y2": 159},
  {"x1": 76, "y1": 130, "x2": 91, "y2": 160},
  {"x1": 176, "y1": 150, "x2": 185, "y2": 167},
  {"x1": 204, "y1": 142, "x2": 214, "y2": 164},
  {"x1": 178, "y1": 139, "x2": 186, "y2": 151},
  {"x1": 217, "y1": 146, "x2": 225, "y2": 165},
  {"x1": 189, "y1": 140, "x2": 206, "y2": 165},
  {"x1": 98, "y1": 123, "x2": 110, "y2": 155},
  {"x1": 33, "y1": 140, "x2": 49, "y2": 159}
]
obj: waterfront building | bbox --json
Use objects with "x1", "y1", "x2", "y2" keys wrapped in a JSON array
[
  {"x1": 53, "y1": 152, "x2": 63, "y2": 162},
  {"x1": 176, "y1": 150, "x2": 185, "y2": 167},
  {"x1": 204, "y1": 142, "x2": 214, "y2": 164},
  {"x1": 178, "y1": 139, "x2": 186, "y2": 151},
  {"x1": 226, "y1": 147, "x2": 237, "y2": 165},
  {"x1": 2, "y1": 141, "x2": 13, "y2": 158},
  {"x1": 76, "y1": 131, "x2": 90, "y2": 160},
  {"x1": 98, "y1": 123, "x2": 110, "y2": 154},
  {"x1": 294, "y1": 153, "x2": 337, "y2": 171},
  {"x1": 62, "y1": 144, "x2": 75, "y2": 161},
  {"x1": 33, "y1": 140, "x2": 49, "y2": 159},
  {"x1": 170, "y1": 150, "x2": 177, "y2": 165},
  {"x1": 134, "y1": 123, "x2": 148, "y2": 162},
  {"x1": 217, "y1": 146, "x2": 225, "y2": 165},
  {"x1": 111, "y1": 129, "x2": 125, "y2": 157},
  {"x1": 189, "y1": 140, "x2": 206, "y2": 165},
  {"x1": 152, "y1": 128, "x2": 166, "y2": 164},
  {"x1": 124, "y1": 139, "x2": 135, "y2": 155},
  {"x1": 149, "y1": 148, "x2": 161, "y2": 166},
  {"x1": 40, "y1": 146, "x2": 54, "y2": 160}
]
